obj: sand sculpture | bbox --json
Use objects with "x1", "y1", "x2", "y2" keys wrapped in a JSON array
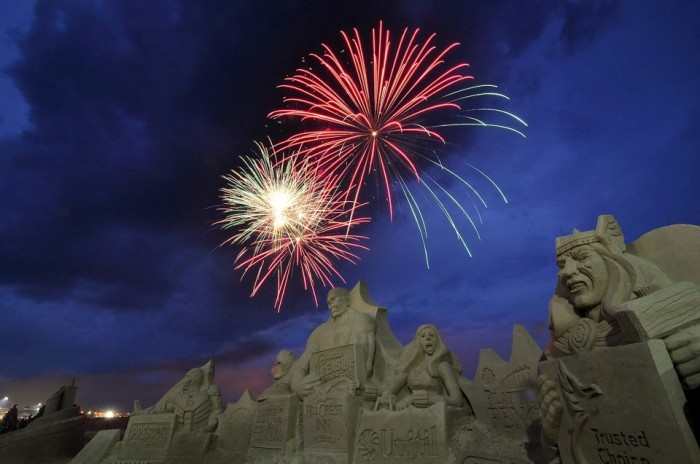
[
  {"x1": 72, "y1": 215, "x2": 699, "y2": 463},
  {"x1": 0, "y1": 381, "x2": 85, "y2": 464},
  {"x1": 538, "y1": 215, "x2": 700, "y2": 463}
]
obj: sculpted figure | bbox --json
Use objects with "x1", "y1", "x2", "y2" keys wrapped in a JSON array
[
  {"x1": 258, "y1": 349, "x2": 297, "y2": 400},
  {"x1": 380, "y1": 324, "x2": 465, "y2": 410},
  {"x1": 546, "y1": 215, "x2": 671, "y2": 357},
  {"x1": 290, "y1": 287, "x2": 376, "y2": 397},
  {"x1": 136, "y1": 360, "x2": 223, "y2": 433},
  {"x1": 538, "y1": 215, "x2": 700, "y2": 449}
]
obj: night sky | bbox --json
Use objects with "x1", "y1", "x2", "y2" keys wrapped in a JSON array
[{"x1": 1, "y1": 1, "x2": 699, "y2": 413}]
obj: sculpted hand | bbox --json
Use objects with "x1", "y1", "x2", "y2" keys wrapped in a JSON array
[
  {"x1": 537, "y1": 374, "x2": 563, "y2": 445},
  {"x1": 664, "y1": 325, "x2": 700, "y2": 389},
  {"x1": 346, "y1": 379, "x2": 361, "y2": 395},
  {"x1": 363, "y1": 385, "x2": 378, "y2": 401},
  {"x1": 297, "y1": 373, "x2": 322, "y2": 397},
  {"x1": 412, "y1": 390, "x2": 430, "y2": 408}
]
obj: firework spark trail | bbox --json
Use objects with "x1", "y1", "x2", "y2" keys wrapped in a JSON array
[
  {"x1": 269, "y1": 22, "x2": 526, "y2": 264},
  {"x1": 216, "y1": 142, "x2": 369, "y2": 311}
]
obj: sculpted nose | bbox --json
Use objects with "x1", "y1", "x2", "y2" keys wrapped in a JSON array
[{"x1": 558, "y1": 257, "x2": 577, "y2": 279}]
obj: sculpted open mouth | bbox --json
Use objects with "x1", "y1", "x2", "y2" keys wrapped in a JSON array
[{"x1": 567, "y1": 281, "x2": 586, "y2": 294}]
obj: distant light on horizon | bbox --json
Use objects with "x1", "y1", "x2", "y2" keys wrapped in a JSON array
[{"x1": 83, "y1": 408, "x2": 129, "y2": 418}]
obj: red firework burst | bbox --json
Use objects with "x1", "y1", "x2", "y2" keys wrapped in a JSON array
[{"x1": 269, "y1": 21, "x2": 514, "y2": 219}]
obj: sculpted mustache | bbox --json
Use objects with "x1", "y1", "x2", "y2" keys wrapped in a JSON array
[
  {"x1": 564, "y1": 265, "x2": 595, "y2": 289},
  {"x1": 577, "y1": 266, "x2": 596, "y2": 287}
]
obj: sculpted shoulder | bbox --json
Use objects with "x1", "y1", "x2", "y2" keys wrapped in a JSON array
[
  {"x1": 349, "y1": 309, "x2": 375, "y2": 330},
  {"x1": 306, "y1": 322, "x2": 328, "y2": 346}
]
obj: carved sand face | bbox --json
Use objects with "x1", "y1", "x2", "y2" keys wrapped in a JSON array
[
  {"x1": 271, "y1": 352, "x2": 291, "y2": 379},
  {"x1": 419, "y1": 327, "x2": 438, "y2": 355},
  {"x1": 556, "y1": 244, "x2": 609, "y2": 311},
  {"x1": 327, "y1": 291, "x2": 349, "y2": 320},
  {"x1": 183, "y1": 368, "x2": 203, "y2": 392}
]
